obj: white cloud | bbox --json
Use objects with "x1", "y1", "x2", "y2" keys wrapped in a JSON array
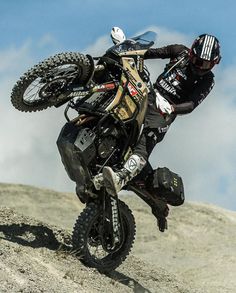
[
  {"x1": 0, "y1": 27, "x2": 235, "y2": 210},
  {"x1": 82, "y1": 35, "x2": 112, "y2": 56},
  {"x1": 144, "y1": 25, "x2": 192, "y2": 47},
  {"x1": 0, "y1": 42, "x2": 33, "y2": 75},
  {"x1": 37, "y1": 34, "x2": 58, "y2": 48}
]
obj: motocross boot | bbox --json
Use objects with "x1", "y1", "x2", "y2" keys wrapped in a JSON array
[
  {"x1": 103, "y1": 154, "x2": 146, "y2": 196},
  {"x1": 93, "y1": 172, "x2": 104, "y2": 190}
]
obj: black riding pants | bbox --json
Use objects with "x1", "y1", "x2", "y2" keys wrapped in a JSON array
[{"x1": 134, "y1": 94, "x2": 176, "y2": 161}]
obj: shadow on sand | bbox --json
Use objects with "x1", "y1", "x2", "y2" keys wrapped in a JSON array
[
  {"x1": 106, "y1": 271, "x2": 152, "y2": 293},
  {"x1": 0, "y1": 223, "x2": 151, "y2": 293},
  {"x1": 0, "y1": 223, "x2": 68, "y2": 250}
]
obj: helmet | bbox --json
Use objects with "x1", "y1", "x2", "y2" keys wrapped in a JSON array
[
  {"x1": 189, "y1": 34, "x2": 221, "y2": 75},
  {"x1": 111, "y1": 27, "x2": 126, "y2": 45}
]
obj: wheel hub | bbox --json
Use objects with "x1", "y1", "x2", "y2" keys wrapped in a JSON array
[{"x1": 39, "y1": 77, "x2": 67, "y2": 99}]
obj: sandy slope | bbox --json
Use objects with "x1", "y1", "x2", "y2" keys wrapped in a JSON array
[
  {"x1": 0, "y1": 183, "x2": 236, "y2": 292},
  {"x1": 127, "y1": 196, "x2": 236, "y2": 293},
  {"x1": 0, "y1": 207, "x2": 192, "y2": 293}
]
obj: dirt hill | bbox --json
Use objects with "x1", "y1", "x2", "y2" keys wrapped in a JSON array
[{"x1": 0, "y1": 183, "x2": 236, "y2": 292}]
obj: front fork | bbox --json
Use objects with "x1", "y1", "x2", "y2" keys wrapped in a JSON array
[{"x1": 101, "y1": 189, "x2": 124, "y2": 252}]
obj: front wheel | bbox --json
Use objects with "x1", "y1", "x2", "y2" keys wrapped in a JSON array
[
  {"x1": 72, "y1": 200, "x2": 136, "y2": 273},
  {"x1": 11, "y1": 52, "x2": 93, "y2": 112}
]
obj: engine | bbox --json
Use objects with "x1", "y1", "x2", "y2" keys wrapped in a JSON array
[{"x1": 97, "y1": 136, "x2": 117, "y2": 159}]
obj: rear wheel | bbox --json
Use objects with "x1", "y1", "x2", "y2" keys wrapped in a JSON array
[
  {"x1": 72, "y1": 200, "x2": 136, "y2": 273},
  {"x1": 11, "y1": 52, "x2": 93, "y2": 112}
]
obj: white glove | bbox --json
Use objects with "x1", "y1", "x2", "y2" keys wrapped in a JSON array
[{"x1": 155, "y1": 91, "x2": 173, "y2": 115}]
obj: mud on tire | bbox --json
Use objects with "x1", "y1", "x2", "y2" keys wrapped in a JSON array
[
  {"x1": 72, "y1": 200, "x2": 136, "y2": 273},
  {"x1": 11, "y1": 52, "x2": 93, "y2": 112}
]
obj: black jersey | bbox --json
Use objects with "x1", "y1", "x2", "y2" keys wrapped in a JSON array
[{"x1": 144, "y1": 45, "x2": 215, "y2": 114}]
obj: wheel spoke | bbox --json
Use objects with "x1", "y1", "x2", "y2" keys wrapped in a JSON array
[
  {"x1": 24, "y1": 87, "x2": 41, "y2": 102},
  {"x1": 88, "y1": 243, "x2": 109, "y2": 259},
  {"x1": 25, "y1": 91, "x2": 40, "y2": 102},
  {"x1": 24, "y1": 81, "x2": 41, "y2": 96},
  {"x1": 23, "y1": 77, "x2": 45, "y2": 103}
]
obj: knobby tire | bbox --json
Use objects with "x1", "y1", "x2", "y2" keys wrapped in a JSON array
[
  {"x1": 72, "y1": 200, "x2": 136, "y2": 273},
  {"x1": 11, "y1": 52, "x2": 92, "y2": 112}
]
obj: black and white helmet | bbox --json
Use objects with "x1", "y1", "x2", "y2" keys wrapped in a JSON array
[
  {"x1": 111, "y1": 27, "x2": 126, "y2": 45},
  {"x1": 189, "y1": 34, "x2": 221, "y2": 74}
]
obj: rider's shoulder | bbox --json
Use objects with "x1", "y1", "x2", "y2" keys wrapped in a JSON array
[
  {"x1": 166, "y1": 44, "x2": 189, "y2": 53},
  {"x1": 161, "y1": 44, "x2": 189, "y2": 58}
]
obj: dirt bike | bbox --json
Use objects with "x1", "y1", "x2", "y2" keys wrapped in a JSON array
[{"x1": 11, "y1": 31, "x2": 184, "y2": 273}]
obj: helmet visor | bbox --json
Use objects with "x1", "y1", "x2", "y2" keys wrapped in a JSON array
[{"x1": 191, "y1": 56, "x2": 214, "y2": 70}]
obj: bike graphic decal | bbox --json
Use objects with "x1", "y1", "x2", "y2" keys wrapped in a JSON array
[
  {"x1": 93, "y1": 82, "x2": 118, "y2": 92},
  {"x1": 127, "y1": 82, "x2": 138, "y2": 96}
]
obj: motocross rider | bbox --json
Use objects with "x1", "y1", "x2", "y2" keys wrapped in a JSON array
[{"x1": 94, "y1": 28, "x2": 221, "y2": 198}]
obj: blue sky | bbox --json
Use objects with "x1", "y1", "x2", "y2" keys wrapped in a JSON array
[
  {"x1": 0, "y1": 0, "x2": 236, "y2": 211},
  {"x1": 0, "y1": 0, "x2": 235, "y2": 66}
]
